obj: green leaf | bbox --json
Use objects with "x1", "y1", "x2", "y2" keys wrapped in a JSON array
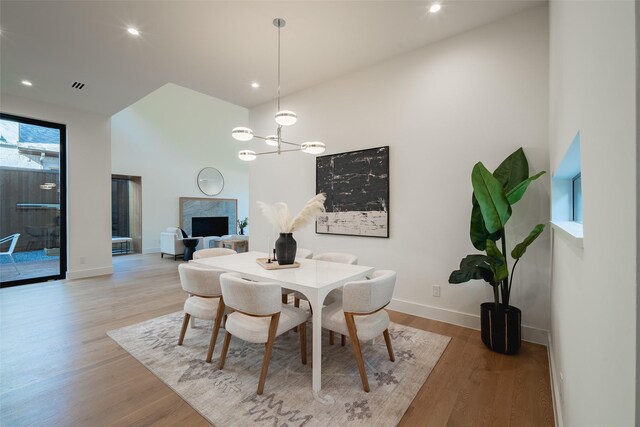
[
  {"x1": 449, "y1": 255, "x2": 494, "y2": 284},
  {"x1": 470, "y1": 203, "x2": 502, "y2": 250},
  {"x1": 471, "y1": 162, "x2": 512, "y2": 233},
  {"x1": 506, "y1": 171, "x2": 546, "y2": 205},
  {"x1": 485, "y1": 240, "x2": 508, "y2": 281},
  {"x1": 493, "y1": 147, "x2": 529, "y2": 193},
  {"x1": 511, "y1": 224, "x2": 545, "y2": 259}
]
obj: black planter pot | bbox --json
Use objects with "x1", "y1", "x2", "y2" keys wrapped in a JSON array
[
  {"x1": 480, "y1": 303, "x2": 521, "y2": 355},
  {"x1": 275, "y1": 233, "x2": 297, "y2": 265}
]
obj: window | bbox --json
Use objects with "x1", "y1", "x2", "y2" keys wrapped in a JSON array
[
  {"x1": 572, "y1": 173, "x2": 582, "y2": 223},
  {"x1": 551, "y1": 131, "x2": 583, "y2": 247}
]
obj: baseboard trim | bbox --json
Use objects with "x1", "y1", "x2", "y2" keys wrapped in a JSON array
[
  {"x1": 143, "y1": 247, "x2": 161, "y2": 255},
  {"x1": 388, "y1": 298, "x2": 549, "y2": 346},
  {"x1": 66, "y1": 266, "x2": 113, "y2": 280},
  {"x1": 547, "y1": 333, "x2": 564, "y2": 427}
]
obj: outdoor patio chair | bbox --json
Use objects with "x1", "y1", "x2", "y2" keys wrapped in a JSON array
[{"x1": 0, "y1": 233, "x2": 21, "y2": 274}]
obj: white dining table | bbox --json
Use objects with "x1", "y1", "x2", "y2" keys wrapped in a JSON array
[{"x1": 191, "y1": 251, "x2": 374, "y2": 392}]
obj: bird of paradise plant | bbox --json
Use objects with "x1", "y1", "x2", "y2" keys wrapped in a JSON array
[{"x1": 449, "y1": 148, "x2": 546, "y2": 309}]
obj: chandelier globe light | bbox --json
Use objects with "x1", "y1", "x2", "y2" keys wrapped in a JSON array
[
  {"x1": 232, "y1": 18, "x2": 326, "y2": 161},
  {"x1": 274, "y1": 110, "x2": 297, "y2": 126},
  {"x1": 231, "y1": 127, "x2": 253, "y2": 141},
  {"x1": 301, "y1": 142, "x2": 326, "y2": 154},
  {"x1": 265, "y1": 135, "x2": 279, "y2": 146},
  {"x1": 238, "y1": 150, "x2": 257, "y2": 161}
]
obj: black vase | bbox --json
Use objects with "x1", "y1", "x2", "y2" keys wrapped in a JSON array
[
  {"x1": 275, "y1": 233, "x2": 297, "y2": 265},
  {"x1": 480, "y1": 303, "x2": 521, "y2": 355}
]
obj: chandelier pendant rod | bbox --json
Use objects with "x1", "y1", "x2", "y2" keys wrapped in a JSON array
[
  {"x1": 276, "y1": 20, "x2": 282, "y2": 154},
  {"x1": 277, "y1": 126, "x2": 282, "y2": 154},
  {"x1": 277, "y1": 20, "x2": 281, "y2": 112},
  {"x1": 252, "y1": 134, "x2": 302, "y2": 147},
  {"x1": 252, "y1": 134, "x2": 301, "y2": 147},
  {"x1": 254, "y1": 147, "x2": 301, "y2": 156}
]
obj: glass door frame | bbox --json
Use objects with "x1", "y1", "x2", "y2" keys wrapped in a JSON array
[{"x1": 0, "y1": 112, "x2": 67, "y2": 288}]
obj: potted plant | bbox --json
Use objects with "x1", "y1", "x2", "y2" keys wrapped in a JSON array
[
  {"x1": 449, "y1": 148, "x2": 545, "y2": 355},
  {"x1": 237, "y1": 217, "x2": 248, "y2": 235}
]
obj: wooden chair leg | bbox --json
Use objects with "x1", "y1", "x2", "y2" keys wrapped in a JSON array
[
  {"x1": 178, "y1": 313, "x2": 190, "y2": 345},
  {"x1": 383, "y1": 329, "x2": 395, "y2": 362},
  {"x1": 257, "y1": 313, "x2": 280, "y2": 395},
  {"x1": 219, "y1": 332, "x2": 232, "y2": 369},
  {"x1": 345, "y1": 312, "x2": 370, "y2": 392},
  {"x1": 206, "y1": 298, "x2": 226, "y2": 363},
  {"x1": 341, "y1": 334, "x2": 346, "y2": 346},
  {"x1": 329, "y1": 330, "x2": 334, "y2": 345},
  {"x1": 299, "y1": 322, "x2": 307, "y2": 365},
  {"x1": 293, "y1": 297, "x2": 300, "y2": 333}
]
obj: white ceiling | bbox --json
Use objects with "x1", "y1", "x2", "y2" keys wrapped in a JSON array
[{"x1": 0, "y1": 1, "x2": 542, "y2": 116}]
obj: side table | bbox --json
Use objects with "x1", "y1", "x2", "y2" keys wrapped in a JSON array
[{"x1": 182, "y1": 238, "x2": 200, "y2": 260}]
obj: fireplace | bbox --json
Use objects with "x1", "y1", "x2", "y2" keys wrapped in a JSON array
[
  {"x1": 180, "y1": 197, "x2": 237, "y2": 237},
  {"x1": 192, "y1": 216, "x2": 228, "y2": 237}
]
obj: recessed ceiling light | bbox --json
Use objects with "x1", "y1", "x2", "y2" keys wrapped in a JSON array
[
  {"x1": 251, "y1": 82, "x2": 260, "y2": 89},
  {"x1": 127, "y1": 27, "x2": 140, "y2": 36},
  {"x1": 429, "y1": 3, "x2": 442, "y2": 13},
  {"x1": 21, "y1": 80, "x2": 32, "y2": 86}
]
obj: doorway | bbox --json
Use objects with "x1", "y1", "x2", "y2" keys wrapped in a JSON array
[
  {"x1": 111, "y1": 175, "x2": 142, "y2": 255},
  {"x1": 0, "y1": 113, "x2": 67, "y2": 287}
]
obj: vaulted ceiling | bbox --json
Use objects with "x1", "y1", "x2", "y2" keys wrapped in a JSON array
[{"x1": 1, "y1": 1, "x2": 542, "y2": 116}]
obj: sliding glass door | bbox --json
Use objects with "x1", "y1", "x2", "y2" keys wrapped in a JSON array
[{"x1": 0, "y1": 113, "x2": 66, "y2": 287}]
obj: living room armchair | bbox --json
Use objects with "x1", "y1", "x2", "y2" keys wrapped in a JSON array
[{"x1": 160, "y1": 227, "x2": 185, "y2": 260}]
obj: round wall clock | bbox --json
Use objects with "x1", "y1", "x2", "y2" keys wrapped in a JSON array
[{"x1": 197, "y1": 167, "x2": 224, "y2": 196}]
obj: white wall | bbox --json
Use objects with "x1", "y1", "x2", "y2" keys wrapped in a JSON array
[
  {"x1": 111, "y1": 83, "x2": 249, "y2": 253},
  {"x1": 248, "y1": 7, "x2": 550, "y2": 342},
  {"x1": 549, "y1": 1, "x2": 637, "y2": 426},
  {"x1": 1, "y1": 93, "x2": 113, "y2": 279}
]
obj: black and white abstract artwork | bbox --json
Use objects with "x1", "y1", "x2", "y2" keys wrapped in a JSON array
[{"x1": 316, "y1": 146, "x2": 389, "y2": 237}]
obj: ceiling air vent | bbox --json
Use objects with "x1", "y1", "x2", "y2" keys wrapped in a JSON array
[{"x1": 71, "y1": 81, "x2": 85, "y2": 90}]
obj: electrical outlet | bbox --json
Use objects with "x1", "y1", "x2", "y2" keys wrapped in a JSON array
[
  {"x1": 432, "y1": 285, "x2": 441, "y2": 297},
  {"x1": 79, "y1": 256, "x2": 86, "y2": 265}
]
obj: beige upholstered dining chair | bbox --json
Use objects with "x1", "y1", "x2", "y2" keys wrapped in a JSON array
[
  {"x1": 296, "y1": 248, "x2": 313, "y2": 259},
  {"x1": 218, "y1": 273, "x2": 308, "y2": 395},
  {"x1": 192, "y1": 247, "x2": 237, "y2": 259},
  {"x1": 292, "y1": 252, "x2": 358, "y2": 308},
  {"x1": 177, "y1": 264, "x2": 230, "y2": 363},
  {"x1": 322, "y1": 270, "x2": 397, "y2": 392},
  {"x1": 312, "y1": 252, "x2": 358, "y2": 265}
]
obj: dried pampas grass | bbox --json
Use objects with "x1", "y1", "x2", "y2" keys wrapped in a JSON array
[{"x1": 257, "y1": 193, "x2": 326, "y2": 233}]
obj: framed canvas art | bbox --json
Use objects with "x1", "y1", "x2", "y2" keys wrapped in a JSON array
[{"x1": 316, "y1": 146, "x2": 389, "y2": 237}]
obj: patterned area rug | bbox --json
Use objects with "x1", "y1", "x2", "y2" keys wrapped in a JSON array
[{"x1": 108, "y1": 312, "x2": 450, "y2": 426}]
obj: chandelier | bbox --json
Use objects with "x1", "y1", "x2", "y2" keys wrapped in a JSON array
[{"x1": 232, "y1": 18, "x2": 326, "y2": 161}]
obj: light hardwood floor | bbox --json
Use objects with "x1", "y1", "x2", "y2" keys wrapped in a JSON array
[
  {"x1": 0, "y1": 258, "x2": 59, "y2": 284},
  {"x1": 0, "y1": 254, "x2": 554, "y2": 426}
]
